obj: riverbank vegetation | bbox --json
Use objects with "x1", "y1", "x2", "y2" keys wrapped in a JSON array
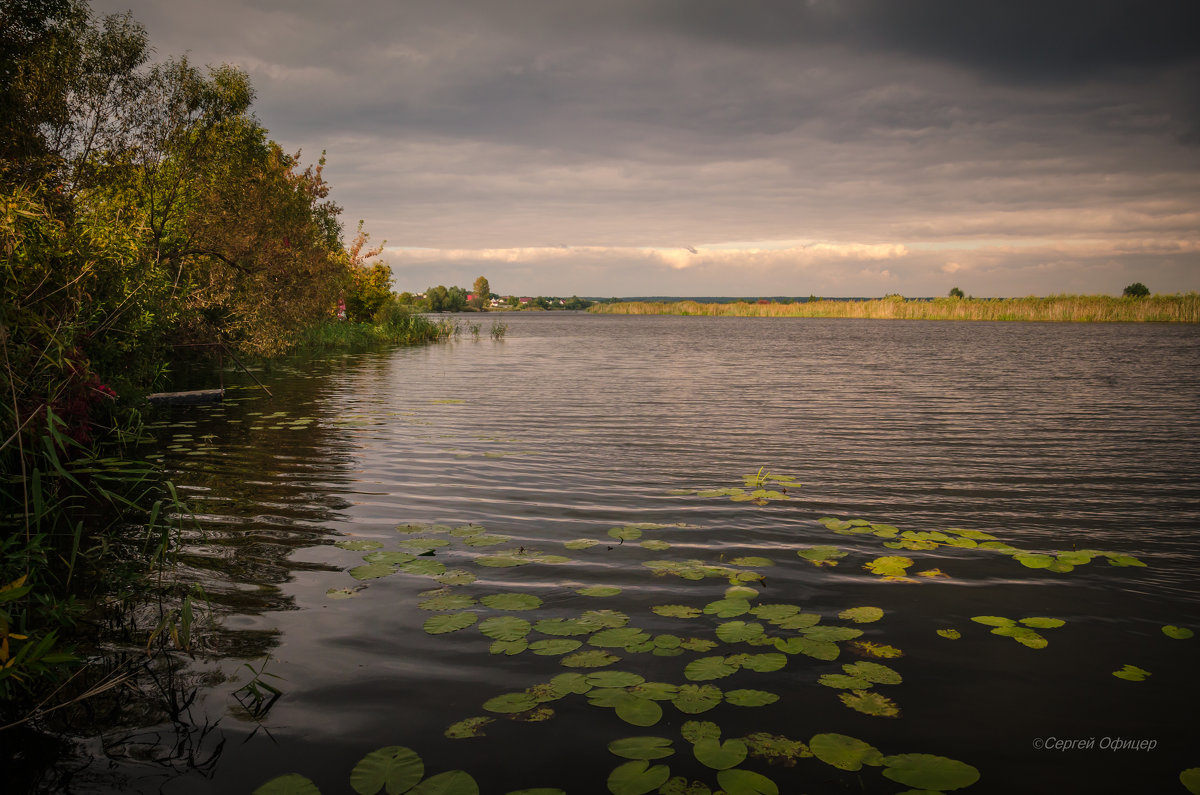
[
  {"x1": 0, "y1": 0, "x2": 441, "y2": 721},
  {"x1": 589, "y1": 294, "x2": 1200, "y2": 323}
]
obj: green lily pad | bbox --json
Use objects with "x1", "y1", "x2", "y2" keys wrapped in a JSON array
[
  {"x1": 800, "y1": 626, "x2": 862, "y2": 642},
  {"x1": 609, "y1": 526, "x2": 643, "y2": 541},
  {"x1": 936, "y1": 628, "x2": 962, "y2": 640},
  {"x1": 400, "y1": 559, "x2": 446, "y2": 577},
  {"x1": 819, "y1": 674, "x2": 872, "y2": 689},
  {"x1": 489, "y1": 639, "x2": 527, "y2": 656},
  {"x1": 590, "y1": 628, "x2": 652, "y2": 648},
  {"x1": 679, "y1": 637, "x2": 719, "y2": 652},
  {"x1": 809, "y1": 733, "x2": 884, "y2": 771},
  {"x1": 797, "y1": 546, "x2": 847, "y2": 566},
  {"x1": 1014, "y1": 553, "x2": 1054, "y2": 569},
  {"x1": 529, "y1": 639, "x2": 582, "y2": 655},
  {"x1": 606, "y1": 760, "x2": 670, "y2": 795},
  {"x1": 681, "y1": 720, "x2": 721, "y2": 743},
  {"x1": 725, "y1": 689, "x2": 779, "y2": 707},
  {"x1": 483, "y1": 692, "x2": 539, "y2": 713},
  {"x1": 842, "y1": 661, "x2": 902, "y2": 685},
  {"x1": 653, "y1": 605, "x2": 702, "y2": 619},
  {"x1": 1163, "y1": 625, "x2": 1194, "y2": 639},
  {"x1": 480, "y1": 593, "x2": 542, "y2": 611},
  {"x1": 630, "y1": 682, "x2": 679, "y2": 701},
  {"x1": 850, "y1": 641, "x2": 904, "y2": 658},
  {"x1": 1104, "y1": 553, "x2": 1146, "y2": 567},
  {"x1": 748, "y1": 604, "x2": 798, "y2": 621},
  {"x1": 739, "y1": 653, "x2": 787, "y2": 673},
  {"x1": 585, "y1": 670, "x2": 644, "y2": 688},
  {"x1": 838, "y1": 606, "x2": 884, "y2": 624},
  {"x1": 640, "y1": 540, "x2": 671, "y2": 551},
  {"x1": 881, "y1": 754, "x2": 980, "y2": 791},
  {"x1": 581, "y1": 609, "x2": 631, "y2": 629},
  {"x1": 326, "y1": 588, "x2": 358, "y2": 600},
  {"x1": 255, "y1": 774, "x2": 321, "y2": 795},
  {"x1": 742, "y1": 733, "x2": 810, "y2": 765},
  {"x1": 728, "y1": 556, "x2": 772, "y2": 567},
  {"x1": 424, "y1": 612, "x2": 478, "y2": 635},
  {"x1": 615, "y1": 695, "x2": 663, "y2": 727},
  {"x1": 408, "y1": 770, "x2": 479, "y2": 795},
  {"x1": 1019, "y1": 617, "x2": 1065, "y2": 629},
  {"x1": 772, "y1": 612, "x2": 821, "y2": 630},
  {"x1": 535, "y1": 618, "x2": 595, "y2": 637},
  {"x1": 479, "y1": 616, "x2": 532, "y2": 642},
  {"x1": 672, "y1": 684, "x2": 723, "y2": 714},
  {"x1": 419, "y1": 594, "x2": 477, "y2": 611},
  {"x1": 693, "y1": 738, "x2": 748, "y2": 770},
  {"x1": 685, "y1": 656, "x2": 739, "y2": 681},
  {"x1": 1181, "y1": 768, "x2": 1200, "y2": 795},
  {"x1": 579, "y1": 586, "x2": 623, "y2": 597},
  {"x1": 364, "y1": 551, "x2": 419, "y2": 565},
  {"x1": 350, "y1": 563, "x2": 398, "y2": 580},
  {"x1": 548, "y1": 672, "x2": 592, "y2": 696},
  {"x1": 971, "y1": 616, "x2": 1016, "y2": 628},
  {"x1": 1113, "y1": 664, "x2": 1151, "y2": 681},
  {"x1": 336, "y1": 539, "x2": 384, "y2": 551},
  {"x1": 463, "y1": 534, "x2": 511, "y2": 547},
  {"x1": 564, "y1": 539, "x2": 600, "y2": 550},
  {"x1": 774, "y1": 637, "x2": 839, "y2": 660},
  {"x1": 715, "y1": 621, "x2": 765, "y2": 643},
  {"x1": 715, "y1": 769, "x2": 778, "y2": 795},
  {"x1": 863, "y1": 556, "x2": 914, "y2": 577},
  {"x1": 608, "y1": 736, "x2": 675, "y2": 760},
  {"x1": 839, "y1": 689, "x2": 900, "y2": 717},
  {"x1": 561, "y1": 650, "x2": 620, "y2": 668},
  {"x1": 445, "y1": 716, "x2": 494, "y2": 738},
  {"x1": 704, "y1": 598, "x2": 751, "y2": 618},
  {"x1": 350, "y1": 746, "x2": 424, "y2": 795},
  {"x1": 435, "y1": 569, "x2": 477, "y2": 586}
]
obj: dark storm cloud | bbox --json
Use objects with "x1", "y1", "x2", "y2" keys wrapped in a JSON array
[{"x1": 88, "y1": 0, "x2": 1200, "y2": 295}]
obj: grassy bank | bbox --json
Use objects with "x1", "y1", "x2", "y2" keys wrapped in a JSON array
[{"x1": 588, "y1": 294, "x2": 1200, "y2": 323}]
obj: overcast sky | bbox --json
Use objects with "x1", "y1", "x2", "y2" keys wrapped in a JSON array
[{"x1": 91, "y1": 0, "x2": 1200, "y2": 297}]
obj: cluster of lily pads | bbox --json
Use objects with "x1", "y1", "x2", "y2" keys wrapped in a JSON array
[
  {"x1": 817, "y1": 517, "x2": 1147, "y2": 573},
  {"x1": 254, "y1": 744, "x2": 493, "y2": 795},
  {"x1": 665, "y1": 469, "x2": 801, "y2": 506}
]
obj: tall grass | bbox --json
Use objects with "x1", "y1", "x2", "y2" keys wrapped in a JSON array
[
  {"x1": 296, "y1": 306, "x2": 456, "y2": 350},
  {"x1": 589, "y1": 294, "x2": 1200, "y2": 323}
]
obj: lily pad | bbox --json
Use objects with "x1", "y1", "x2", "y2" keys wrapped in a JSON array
[
  {"x1": 685, "y1": 656, "x2": 739, "y2": 681},
  {"x1": 800, "y1": 626, "x2": 862, "y2": 642},
  {"x1": 562, "y1": 650, "x2": 620, "y2": 668},
  {"x1": 1112, "y1": 664, "x2": 1151, "y2": 681},
  {"x1": 725, "y1": 689, "x2": 779, "y2": 707},
  {"x1": 564, "y1": 539, "x2": 600, "y2": 550},
  {"x1": 739, "y1": 653, "x2": 787, "y2": 673},
  {"x1": 483, "y1": 692, "x2": 539, "y2": 714},
  {"x1": 535, "y1": 618, "x2": 595, "y2": 637},
  {"x1": 971, "y1": 616, "x2": 1016, "y2": 628},
  {"x1": 350, "y1": 563, "x2": 398, "y2": 580},
  {"x1": 608, "y1": 736, "x2": 675, "y2": 760},
  {"x1": 715, "y1": 769, "x2": 778, "y2": 795},
  {"x1": 640, "y1": 540, "x2": 671, "y2": 551},
  {"x1": 580, "y1": 609, "x2": 630, "y2": 629},
  {"x1": 419, "y1": 594, "x2": 477, "y2": 611},
  {"x1": 606, "y1": 760, "x2": 670, "y2": 795},
  {"x1": 772, "y1": 612, "x2": 821, "y2": 630},
  {"x1": 863, "y1": 556, "x2": 914, "y2": 577},
  {"x1": 809, "y1": 733, "x2": 883, "y2": 771},
  {"x1": 445, "y1": 716, "x2": 494, "y2": 739},
  {"x1": 400, "y1": 559, "x2": 446, "y2": 577},
  {"x1": 579, "y1": 586, "x2": 623, "y2": 597},
  {"x1": 742, "y1": 733, "x2": 810, "y2": 766},
  {"x1": 479, "y1": 616, "x2": 532, "y2": 642},
  {"x1": 652, "y1": 605, "x2": 701, "y2": 619},
  {"x1": 1163, "y1": 625, "x2": 1193, "y2": 639},
  {"x1": 728, "y1": 556, "x2": 772, "y2": 567},
  {"x1": 838, "y1": 606, "x2": 884, "y2": 624},
  {"x1": 1014, "y1": 553, "x2": 1054, "y2": 569},
  {"x1": 435, "y1": 569, "x2": 477, "y2": 586},
  {"x1": 424, "y1": 612, "x2": 478, "y2": 635},
  {"x1": 350, "y1": 746, "x2": 424, "y2": 795},
  {"x1": 255, "y1": 775, "x2": 321, "y2": 795},
  {"x1": 548, "y1": 672, "x2": 592, "y2": 696},
  {"x1": 489, "y1": 640, "x2": 527, "y2": 656},
  {"x1": 715, "y1": 621, "x2": 765, "y2": 643},
  {"x1": 326, "y1": 588, "x2": 358, "y2": 600},
  {"x1": 937, "y1": 628, "x2": 962, "y2": 639},
  {"x1": 839, "y1": 689, "x2": 900, "y2": 717},
  {"x1": 408, "y1": 770, "x2": 479, "y2": 795},
  {"x1": 335, "y1": 539, "x2": 384, "y2": 551},
  {"x1": 364, "y1": 551, "x2": 419, "y2": 565},
  {"x1": 615, "y1": 695, "x2": 663, "y2": 727},
  {"x1": 693, "y1": 738, "x2": 748, "y2": 770},
  {"x1": 672, "y1": 684, "x2": 723, "y2": 714},
  {"x1": 529, "y1": 639, "x2": 582, "y2": 656},
  {"x1": 842, "y1": 661, "x2": 902, "y2": 685},
  {"x1": 1181, "y1": 768, "x2": 1200, "y2": 795},
  {"x1": 749, "y1": 604, "x2": 799, "y2": 621},
  {"x1": 681, "y1": 720, "x2": 721, "y2": 743},
  {"x1": 797, "y1": 546, "x2": 847, "y2": 566},
  {"x1": 482, "y1": 593, "x2": 543, "y2": 611},
  {"x1": 818, "y1": 674, "x2": 872, "y2": 689},
  {"x1": 1019, "y1": 617, "x2": 1065, "y2": 629},
  {"x1": 881, "y1": 754, "x2": 980, "y2": 791},
  {"x1": 609, "y1": 526, "x2": 643, "y2": 541},
  {"x1": 704, "y1": 598, "x2": 751, "y2": 618},
  {"x1": 590, "y1": 628, "x2": 652, "y2": 648},
  {"x1": 774, "y1": 637, "x2": 839, "y2": 661},
  {"x1": 464, "y1": 534, "x2": 511, "y2": 547}
]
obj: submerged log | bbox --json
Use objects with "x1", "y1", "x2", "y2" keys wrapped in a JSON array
[{"x1": 146, "y1": 389, "x2": 225, "y2": 405}]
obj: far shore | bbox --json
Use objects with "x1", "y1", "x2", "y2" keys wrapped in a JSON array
[{"x1": 588, "y1": 294, "x2": 1200, "y2": 323}]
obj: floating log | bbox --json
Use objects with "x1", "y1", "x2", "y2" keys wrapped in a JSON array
[{"x1": 146, "y1": 389, "x2": 225, "y2": 405}]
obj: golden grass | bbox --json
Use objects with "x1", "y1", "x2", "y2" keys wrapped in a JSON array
[{"x1": 588, "y1": 294, "x2": 1200, "y2": 323}]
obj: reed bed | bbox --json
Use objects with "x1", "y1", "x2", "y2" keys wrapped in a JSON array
[{"x1": 589, "y1": 294, "x2": 1200, "y2": 323}]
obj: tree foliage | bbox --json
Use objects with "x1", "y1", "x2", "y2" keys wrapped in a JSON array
[
  {"x1": 471, "y1": 276, "x2": 490, "y2": 310},
  {"x1": 1123, "y1": 282, "x2": 1149, "y2": 298},
  {"x1": 949, "y1": 287, "x2": 965, "y2": 298}
]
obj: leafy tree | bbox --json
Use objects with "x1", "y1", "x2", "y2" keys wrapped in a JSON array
[
  {"x1": 471, "y1": 276, "x2": 490, "y2": 310},
  {"x1": 949, "y1": 286, "x2": 965, "y2": 298},
  {"x1": 1123, "y1": 282, "x2": 1149, "y2": 298},
  {"x1": 446, "y1": 286, "x2": 468, "y2": 312},
  {"x1": 426, "y1": 285, "x2": 449, "y2": 312}
]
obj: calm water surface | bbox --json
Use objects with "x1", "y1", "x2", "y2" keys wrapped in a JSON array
[{"x1": 27, "y1": 314, "x2": 1200, "y2": 794}]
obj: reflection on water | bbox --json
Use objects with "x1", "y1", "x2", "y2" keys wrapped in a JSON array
[{"x1": 18, "y1": 315, "x2": 1200, "y2": 793}]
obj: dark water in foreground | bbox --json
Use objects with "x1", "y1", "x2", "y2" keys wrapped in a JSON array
[{"x1": 23, "y1": 314, "x2": 1200, "y2": 794}]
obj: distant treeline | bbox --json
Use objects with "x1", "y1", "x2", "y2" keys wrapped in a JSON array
[{"x1": 589, "y1": 294, "x2": 1200, "y2": 322}]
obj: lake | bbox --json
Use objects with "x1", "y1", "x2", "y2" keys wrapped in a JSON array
[{"x1": 18, "y1": 313, "x2": 1200, "y2": 794}]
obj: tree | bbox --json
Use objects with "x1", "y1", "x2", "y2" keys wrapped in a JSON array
[
  {"x1": 471, "y1": 276, "x2": 490, "y2": 310},
  {"x1": 446, "y1": 286, "x2": 468, "y2": 312},
  {"x1": 1123, "y1": 282, "x2": 1149, "y2": 298},
  {"x1": 949, "y1": 286, "x2": 965, "y2": 298},
  {"x1": 426, "y1": 285, "x2": 449, "y2": 312}
]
